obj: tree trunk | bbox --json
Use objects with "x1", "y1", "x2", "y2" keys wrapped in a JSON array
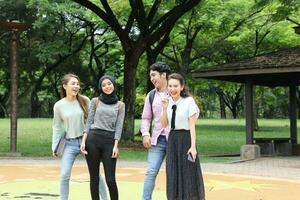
[
  {"x1": 0, "y1": 103, "x2": 7, "y2": 117},
  {"x1": 252, "y1": 86, "x2": 259, "y2": 131},
  {"x1": 10, "y1": 31, "x2": 18, "y2": 152},
  {"x1": 145, "y1": 30, "x2": 171, "y2": 93},
  {"x1": 180, "y1": 58, "x2": 189, "y2": 78},
  {"x1": 296, "y1": 88, "x2": 300, "y2": 119},
  {"x1": 30, "y1": 93, "x2": 40, "y2": 118},
  {"x1": 230, "y1": 86, "x2": 243, "y2": 119},
  {"x1": 146, "y1": 50, "x2": 156, "y2": 92},
  {"x1": 219, "y1": 94, "x2": 226, "y2": 119},
  {"x1": 122, "y1": 52, "x2": 139, "y2": 140},
  {"x1": 232, "y1": 107, "x2": 237, "y2": 119}
]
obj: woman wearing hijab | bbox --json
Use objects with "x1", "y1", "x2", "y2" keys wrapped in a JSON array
[{"x1": 80, "y1": 75, "x2": 125, "y2": 200}]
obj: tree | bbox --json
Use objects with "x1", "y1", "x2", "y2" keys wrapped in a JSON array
[
  {"x1": 0, "y1": 34, "x2": 10, "y2": 117},
  {"x1": 25, "y1": 1, "x2": 93, "y2": 117},
  {"x1": 214, "y1": 84, "x2": 243, "y2": 119},
  {"x1": 161, "y1": 0, "x2": 267, "y2": 118},
  {"x1": 72, "y1": 0, "x2": 201, "y2": 140},
  {"x1": 161, "y1": 9, "x2": 201, "y2": 78}
]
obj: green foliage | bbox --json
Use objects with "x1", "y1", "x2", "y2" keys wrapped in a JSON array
[
  {"x1": 0, "y1": 0, "x2": 33, "y2": 22},
  {"x1": 1, "y1": 0, "x2": 300, "y2": 119},
  {"x1": 135, "y1": 93, "x2": 146, "y2": 119},
  {"x1": 193, "y1": 95, "x2": 204, "y2": 116},
  {"x1": 27, "y1": 0, "x2": 87, "y2": 64},
  {"x1": 256, "y1": 86, "x2": 289, "y2": 118},
  {"x1": 254, "y1": 0, "x2": 300, "y2": 22},
  {"x1": 160, "y1": 0, "x2": 300, "y2": 119},
  {"x1": 0, "y1": 71, "x2": 7, "y2": 97}
]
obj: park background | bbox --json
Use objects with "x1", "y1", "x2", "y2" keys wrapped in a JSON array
[{"x1": 0, "y1": 0, "x2": 300, "y2": 159}]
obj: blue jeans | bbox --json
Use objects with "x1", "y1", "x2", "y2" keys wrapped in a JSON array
[
  {"x1": 60, "y1": 137, "x2": 108, "y2": 200},
  {"x1": 142, "y1": 135, "x2": 167, "y2": 200}
]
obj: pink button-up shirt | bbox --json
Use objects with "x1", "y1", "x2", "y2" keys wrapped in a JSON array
[{"x1": 141, "y1": 89, "x2": 170, "y2": 145}]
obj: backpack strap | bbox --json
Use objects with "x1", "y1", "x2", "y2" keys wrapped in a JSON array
[
  {"x1": 138, "y1": 89, "x2": 156, "y2": 136},
  {"x1": 148, "y1": 89, "x2": 156, "y2": 135},
  {"x1": 148, "y1": 89, "x2": 156, "y2": 113}
]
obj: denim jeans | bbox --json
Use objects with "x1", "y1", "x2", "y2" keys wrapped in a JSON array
[
  {"x1": 142, "y1": 135, "x2": 167, "y2": 200},
  {"x1": 60, "y1": 137, "x2": 108, "y2": 200}
]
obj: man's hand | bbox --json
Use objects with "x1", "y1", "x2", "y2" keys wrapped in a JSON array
[{"x1": 142, "y1": 135, "x2": 151, "y2": 149}]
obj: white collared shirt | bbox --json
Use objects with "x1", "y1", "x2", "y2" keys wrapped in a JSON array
[{"x1": 166, "y1": 96, "x2": 199, "y2": 130}]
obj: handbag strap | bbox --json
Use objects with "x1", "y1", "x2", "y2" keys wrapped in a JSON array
[
  {"x1": 116, "y1": 101, "x2": 124, "y2": 116},
  {"x1": 95, "y1": 98, "x2": 99, "y2": 113},
  {"x1": 93, "y1": 98, "x2": 99, "y2": 124},
  {"x1": 94, "y1": 98, "x2": 123, "y2": 119}
]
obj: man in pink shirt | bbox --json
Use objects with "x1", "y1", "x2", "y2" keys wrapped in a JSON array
[{"x1": 141, "y1": 62, "x2": 171, "y2": 200}]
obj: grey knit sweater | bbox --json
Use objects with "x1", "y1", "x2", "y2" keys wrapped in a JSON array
[{"x1": 85, "y1": 98, "x2": 125, "y2": 141}]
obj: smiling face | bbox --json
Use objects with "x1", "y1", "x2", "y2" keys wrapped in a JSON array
[
  {"x1": 168, "y1": 78, "x2": 184, "y2": 100},
  {"x1": 149, "y1": 70, "x2": 166, "y2": 90},
  {"x1": 101, "y1": 78, "x2": 115, "y2": 95},
  {"x1": 63, "y1": 77, "x2": 80, "y2": 98}
]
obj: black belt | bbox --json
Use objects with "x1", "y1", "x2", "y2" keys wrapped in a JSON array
[
  {"x1": 66, "y1": 136, "x2": 83, "y2": 141},
  {"x1": 171, "y1": 129, "x2": 189, "y2": 133}
]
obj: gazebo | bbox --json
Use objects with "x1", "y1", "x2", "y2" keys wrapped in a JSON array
[{"x1": 192, "y1": 46, "x2": 300, "y2": 156}]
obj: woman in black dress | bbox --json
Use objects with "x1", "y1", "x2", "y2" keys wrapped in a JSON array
[{"x1": 161, "y1": 73, "x2": 205, "y2": 200}]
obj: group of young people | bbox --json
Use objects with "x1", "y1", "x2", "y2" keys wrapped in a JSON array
[{"x1": 52, "y1": 62, "x2": 205, "y2": 200}]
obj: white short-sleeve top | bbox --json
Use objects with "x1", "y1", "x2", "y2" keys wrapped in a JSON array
[{"x1": 166, "y1": 96, "x2": 200, "y2": 130}]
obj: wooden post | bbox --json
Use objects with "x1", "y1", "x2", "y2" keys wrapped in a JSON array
[
  {"x1": 245, "y1": 81, "x2": 254, "y2": 144},
  {"x1": 10, "y1": 31, "x2": 18, "y2": 152},
  {"x1": 0, "y1": 21, "x2": 31, "y2": 155},
  {"x1": 289, "y1": 84, "x2": 297, "y2": 144}
]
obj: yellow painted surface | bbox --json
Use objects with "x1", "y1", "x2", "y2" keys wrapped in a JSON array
[{"x1": 1, "y1": 165, "x2": 300, "y2": 200}]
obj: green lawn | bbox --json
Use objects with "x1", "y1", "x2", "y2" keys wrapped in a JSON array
[{"x1": 0, "y1": 118, "x2": 299, "y2": 163}]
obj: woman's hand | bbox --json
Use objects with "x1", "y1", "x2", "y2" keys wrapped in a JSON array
[
  {"x1": 112, "y1": 146, "x2": 119, "y2": 158},
  {"x1": 161, "y1": 97, "x2": 169, "y2": 128},
  {"x1": 80, "y1": 133, "x2": 88, "y2": 155},
  {"x1": 187, "y1": 147, "x2": 197, "y2": 161},
  {"x1": 80, "y1": 142, "x2": 88, "y2": 155}
]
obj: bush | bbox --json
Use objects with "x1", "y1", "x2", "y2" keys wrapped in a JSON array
[
  {"x1": 193, "y1": 95, "x2": 204, "y2": 118},
  {"x1": 135, "y1": 93, "x2": 146, "y2": 118}
]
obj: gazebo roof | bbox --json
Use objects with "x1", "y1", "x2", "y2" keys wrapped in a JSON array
[{"x1": 192, "y1": 46, "x2": 300, "y2": 86}]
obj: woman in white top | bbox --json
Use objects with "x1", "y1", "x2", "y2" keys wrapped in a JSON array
[
  {"x1": 161, "y1": 73, "x2": 205, "y2": 200},
  {"x1": 52, "y1": 74, "x2": 107, "y2": 200}
]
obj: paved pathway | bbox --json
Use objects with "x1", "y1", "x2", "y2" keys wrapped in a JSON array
[
  {"x1": 2, "y1": 156, "x2": 300, "y2": 181},
  {"x1": 203, "y1": 156, "x2": 300, "y2": 181},
  {"x1": 1, "y1": 156, "x2": 300, "y2": 200}
]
